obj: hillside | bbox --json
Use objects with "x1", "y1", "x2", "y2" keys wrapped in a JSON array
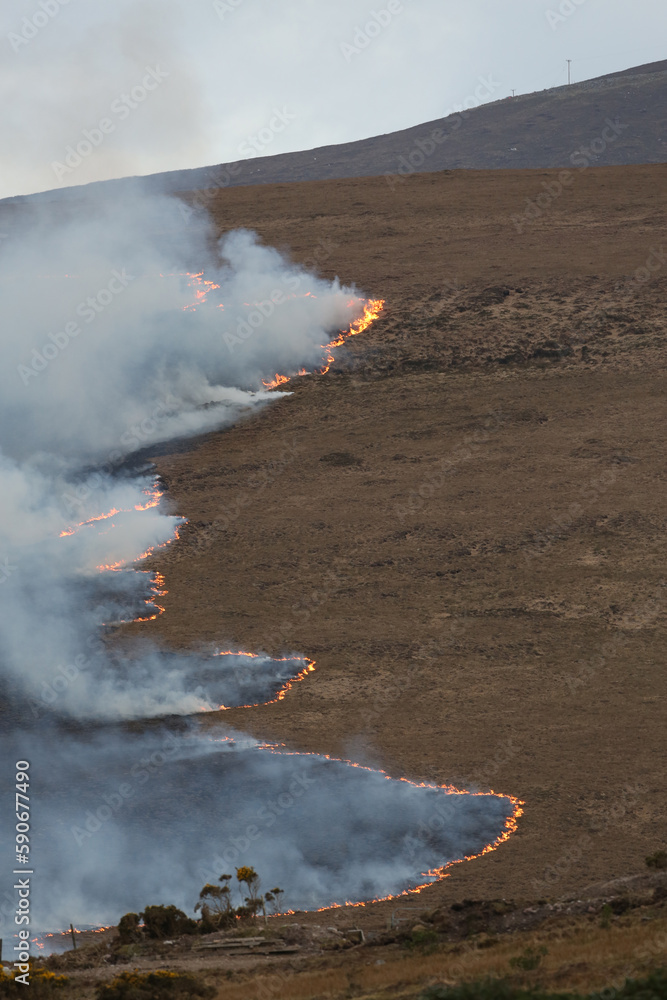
[
  {"x1": 17, "y1": 162, "x2": 667, "y2": 981},
  {"x1": 2, "y1": 129, "x2": 667, "y2": 1000},
  {"x1": 110, "y1": 162, "x2": 667, "y2": 912},
  {"x1": 1, "y1": 59, "x2": 666, "y2": 207}
]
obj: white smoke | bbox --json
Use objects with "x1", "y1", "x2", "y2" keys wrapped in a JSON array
[
  {"x1": 0, "y1": 193, "x2": 370, "y2": 718},
  {"x1": 1, "y1": 196, "x2": 361, "y2": 463},
  {"x1": 0, "y1": 724, "x2": 516, "y2": 936},
  {"x1": 0, "y1": 194, "x2": 518, "y2": 940},
  {"x1": 0, "y1": 0, "x2": 212, "y2": 199}
]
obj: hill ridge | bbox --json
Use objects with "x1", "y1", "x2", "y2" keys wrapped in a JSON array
[{"x1": 3, "y1": 57, "x2": 666, "y2": 205}]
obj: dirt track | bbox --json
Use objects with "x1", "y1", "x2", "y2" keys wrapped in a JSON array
[{"x1": 123, "y1": 164, "x2": 667, "y2": 920}]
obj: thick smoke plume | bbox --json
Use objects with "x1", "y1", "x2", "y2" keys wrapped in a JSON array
[
  {"x1": 0, "y1": 723, "x2": 516, "y2": 936},
  {"x1": 0, "y1": 193, "x2": 368, "y2": 718},
  {"x1": 0, "y1": 195, "x2": 518, "y2": 940}
]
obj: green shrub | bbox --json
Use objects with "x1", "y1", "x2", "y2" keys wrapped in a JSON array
[
  {"x1": 140, "y1": 904, "x2": 197, "y2": 938},
  {"x1": 96, "y1": 970, "x2": 214, "y2": 999},
  {"x1": 319, "y1": 451, "x2": 362, "y2": 466},
  {"x1": 419, "y1": 969, "x2": 667, "y2": 1000},
  {"x1": 419, "y1": 981, "x2": 557, "y2": 1000},
  {"x1": 646, "y1": 851, "x2": 667, "y2": 871},
  {"x1": 509, "y1": 946, "x2": 548, "y2": 972},
  {"x1": 194, "y1": 868, "x2": 284, "y2": 927},
  {"x1": 597, "y1": 970, "x2": 667, "y2": 1000},
  {"x1": 117, "y1": 912, "x2": 141, "y2": 943},
  {"x1": 0, "y1": 966, "x2": 68, "y2": 997},
  {"x1": 405, "y1": 926, "x2": 439, "y2": 952},
  {"x1": 113, "y1": 944, "x2": 141, "y2": 961}
]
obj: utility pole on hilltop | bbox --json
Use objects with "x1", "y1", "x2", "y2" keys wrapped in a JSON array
[{"x1": 567, "y1": 59, "x2": 572, "y2": 85}]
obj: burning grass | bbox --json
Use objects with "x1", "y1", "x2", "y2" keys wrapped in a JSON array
[{"x1": 261, "y1": 297, "x2": 384, "y2": 389}]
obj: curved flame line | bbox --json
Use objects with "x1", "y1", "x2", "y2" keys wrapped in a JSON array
[{"x1": 262, "y1": 298, "x2": 385, "y2": 390}]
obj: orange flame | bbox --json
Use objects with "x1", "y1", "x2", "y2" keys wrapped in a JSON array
[
  {"x1": 255, "y1": 745, "x2": 524, "y2": 913},
  {"x1": 60, "y1": 486, "x2": 163, "y2": 538},
  {"x1": 60, "y1": 508, "x2": 121, "y2": 537},
  {"x1": 262, "y1": 373, "x2": 291, "y2": 390},
  {"x1": 96, "y1": 525, "x2": 181, "y2": 573},
  {"x1": 131, "y1": 571, "x2": 168, "y2": 623},
  {"x1": 262, "y1": 297, "x2": 385, "y2": 389},
  {"x1": 181, "y1": 272, "x2": 221, "y2": 311},
  {"x1": 134, "y1": 487, "x2": 162, "y2": 512},
  {"x1": 212, "y1": 653, "x2": 316, "y2": 710}
]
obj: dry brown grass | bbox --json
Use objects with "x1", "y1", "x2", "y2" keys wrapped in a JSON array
[
  {"x1": 135, "y1": 164, "x2": 667, "y2": 909},
  {"x1": 211, "y1": 917, "x2": 667, "y2": 1000}
]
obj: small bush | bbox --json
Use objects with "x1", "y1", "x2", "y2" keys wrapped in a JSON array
[
  {"x1": 592, "y1": 970, "x2": 667, "y2": 1000},
  {"x1": 419, "y1": 969, "x2": 667, "y2": 1000},
  {"x1": 140, "y1": 905, "x2": 197, "y2": 939},
  {"x1": 194, "y1": 868, "x2": 284, "y2": 927},
  {"x1": 319, "y1": 451, "x2": 362, "y2": 466},
  {"x1": 117, "y1": 911, "x2": 141, "y2": 944},
  {"x1": 405, "y1": 926, "x2": 439, "y2": 952},
  {"x1": 646, "y1": 851, "x2": 667, "y2": 870},
  {"x1": 420, "y1": 981, "x2": 550, "y2": 1000},
  {"x1": 97, "y1": 970, "x2": 214, "y2": 1000},
  {"x1": 0, "y1": 965, "x2": 68, "y2": 997},
  {"x1": 113, "y1": 944, "x2": 141, "y2": 961},
  {"x1": 509, "y1": 945, "x2": 548, "y2": 972}
]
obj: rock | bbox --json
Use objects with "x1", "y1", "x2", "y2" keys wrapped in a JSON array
[
  {"x1": 344, "y1": 928, "x2": 365, "y2": 944},
  {"x1": 490, "y1": 900, "x2": 513, "y2": 915}
]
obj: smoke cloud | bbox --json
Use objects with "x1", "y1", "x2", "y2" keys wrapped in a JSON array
[
  {"x1": 0, "y1": 193, "x2": 518, "y2": 942},
  {"x1": 0, "y1": 191, "x2": 372, "y2": 714},
  {"x1": 0, "y1": 723, "x2": 516, "y2": 936}
]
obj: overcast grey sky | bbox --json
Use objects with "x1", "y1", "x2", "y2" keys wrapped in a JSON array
[{"x1": 0, "y1": 0, "x2": 665, "y2": 199}]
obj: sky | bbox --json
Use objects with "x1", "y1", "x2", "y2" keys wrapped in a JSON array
[{"x1": 0, "y1": 0, "x2": 665, "y2": 200}]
